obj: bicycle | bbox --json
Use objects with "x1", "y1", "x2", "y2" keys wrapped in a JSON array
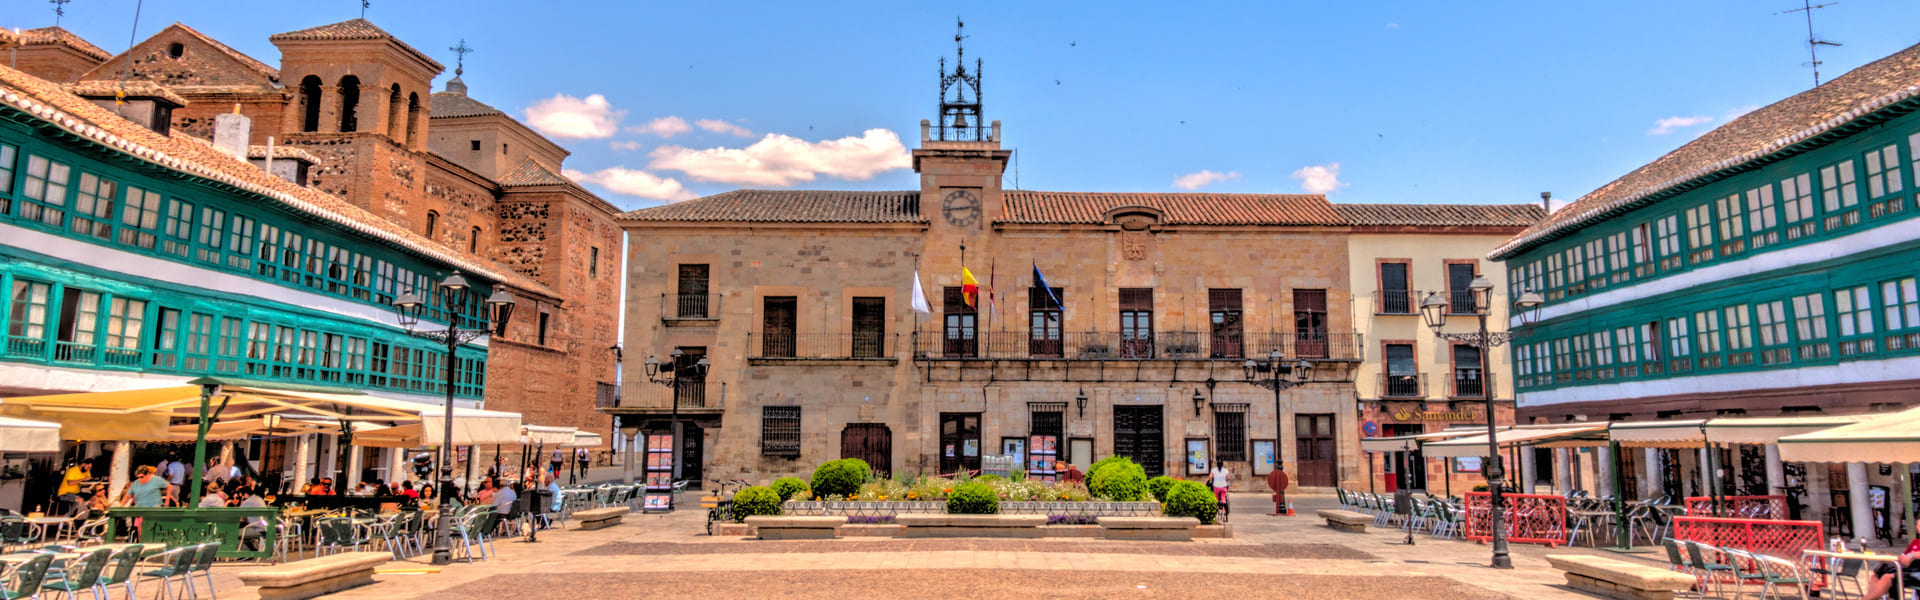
[{"x1": 704, "y1": 479, "x2": 750, "y2": 535}]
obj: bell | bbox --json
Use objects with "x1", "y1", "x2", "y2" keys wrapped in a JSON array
[{"x1": 952, "y1": 113, "x2": 969, "y2": 128}]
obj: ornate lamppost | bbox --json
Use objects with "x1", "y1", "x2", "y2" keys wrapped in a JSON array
[
  {"x1": 1418, "y1": 276, "x2": 1541, "y2": 570},
  {"x1": 1242, "y1": 349, "x2": 1316, "y2": 464},
  {"x1": 642, "y1": 349, "x2": 710, "y2": 490},
  {"x1": 392, "y1": 272, "x2": 516, "y2": 566}
]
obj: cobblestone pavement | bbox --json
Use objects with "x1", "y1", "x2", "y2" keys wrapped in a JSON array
[{"x1": 194, "y1": 491, "x2": 1684, "y2": 599}]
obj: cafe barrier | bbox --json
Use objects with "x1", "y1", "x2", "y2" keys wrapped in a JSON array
[{"x1": 1464, "y1": 491, "x2": 1568, "y2": 547}]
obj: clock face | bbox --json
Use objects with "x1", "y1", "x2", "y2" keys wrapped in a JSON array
[{"x1": 942, "y1": 189, "x2": 981, "y2": 227}]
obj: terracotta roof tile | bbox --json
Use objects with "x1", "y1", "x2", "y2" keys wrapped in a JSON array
[
  {"x1": 62, "y1": 80, "x2": 189, "y2": 107},
  {"x1": 245, "y1": 145, "x2": 320, "y2": 163},
  {"x1": 268, "y1": 19, "x2": 443, "y2": 72},
  {"x1": 497, "y1": 158, "x2": 570, "y2": 187},
  {"x1": 1001, "y1": 191, "x2": 1343, "y2": 226},
  {"x1": 1334, "y1": 203, "x2": 1544, "y2": 228},
  {"x1": 429, "y1": 80, "x2": 503, "y2": 119},
  {"x1": 0, "y1": 64, "x2": 554, "y2": 298},
  {"x1": 618, "y1": 190, "x2": 924, "y2": 223},
  {"x1": 18, "y1": 27, "x2": 110, "y2": 61},
  {"x1": 1494, "y1": 40, "x2": 1920, "y2": 258}
]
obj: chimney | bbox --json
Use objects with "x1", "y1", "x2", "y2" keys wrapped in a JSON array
[
  {"x1": 213, "y1": 105, "x2": 250, "y2": 160},
  {"x1": 1540, "y1": 191, "x2": 1553, "y2": 214}
]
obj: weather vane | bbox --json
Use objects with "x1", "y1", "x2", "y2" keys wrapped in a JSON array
[
  {"x1": 50, "y1": 0, "x2": 71, "y2": 27},
  {"x1": 450, "y1": 39, "x2": 474, "y2": 77},
  {"x1": 954, "y1": 17, "x2": 967, "y2": 63},
  {"x1": 361, "y1": 0, "x2": 370, "y2": 18}
]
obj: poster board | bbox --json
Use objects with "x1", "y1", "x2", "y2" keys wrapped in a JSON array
[
  {"x1": 643, "y1": 433, "x2": 675, "y2": 512},
  {"x1": 1027, "y1": 435, "x2": 1059, "y2": 482},
  {"x1": 1186, "y1": 438, "x2": 1210, "y2": 475},
  {"x1": 1252, "y1": 439, "x2": 1277, "y2": 476}
]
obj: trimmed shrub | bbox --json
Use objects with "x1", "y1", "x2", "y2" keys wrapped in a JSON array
[
  {"x1": 1088, "y1": 456, "x2": 1134, "y2": 483},
  {"x1": 810, "y1": 459, "x2": 870, "y2": 498},
  {"x1": 1146, "y1": 476, "x2": 1180, "y2": 503},
  {"x1": 1162, "y1": 480, "x2": 1220, "y2": 524},
  {"x1": 731, "y1": 486, "x2": 782, "y2": 522},
  {"x1": 771, "y1": 477, "x2": 810, "y2": 501},
  {"x1": 946, "y1": 482, "x2": 1000, "y2": 514},
  {"x1": 1090, "y1": 466, "x2": 1147, "y2": 501}
]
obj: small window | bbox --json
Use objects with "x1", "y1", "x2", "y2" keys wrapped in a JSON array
[
  {"x1": 424, "y1": 211, "x2": 438, "y2": 239},
  {"x1": 502, "y1": 143, "x2": 509, "y2": 155},
  {"x1": 166, "y1": 43, "x2": 184, "y2": 59},
  {"x1": 761, "y1": 406, "x2": 801, "y2": 458},
  {"x1": 589, "y1": 246, "x2": 600, "y2": 279},
  {"x1": 1213, "y1": 403, "x2": 1248, "y2": 462},
  {"x1": 470, "y1": 227, "x2": 481, "y2": 253},
  {"x1": 537, "y1": 312, "x2": 550, "y2": 346},
  {"x1": 469, "y1": 140, "x2": 481, "y2": 152}
]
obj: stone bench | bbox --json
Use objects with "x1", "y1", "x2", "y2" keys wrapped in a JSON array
[
  {"x1": 573, "y1": 507, "x2": 627, "y2": 531},
  {"x1": 744, "y1": 516, "x2": 846, "y2": 540},
  {"x1": 896, "y1": 514, "x2": 1047, "y2": 538},
  {"x1": 1317, "y1": 509, "x2": 1373, "y2": 533},
  {"x1": 236, "y1": 551, "x2": 388, "y2": 600},
  {"x1": 1096, "y1": 517, "x2": 1201, "y2": 541},
  {"x1": 1545, "y1": 555, "x2": 1695, "y2": 600}
]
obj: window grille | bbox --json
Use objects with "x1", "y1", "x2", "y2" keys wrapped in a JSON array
[{"x1": 762, "y1": 406, "x2": 801, "y2": 458}]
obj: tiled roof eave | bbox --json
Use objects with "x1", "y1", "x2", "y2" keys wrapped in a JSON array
[
  {"x1": 1493, "y1": 84, "x2": 1920, "y2": 260},
  {"x1": 0, "y1": 90, "x2": 554, "y2": 298}
]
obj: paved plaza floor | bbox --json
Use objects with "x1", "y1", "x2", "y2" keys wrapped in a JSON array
[{"x1": 181, "y1": 487, "x2": 1710, "y2": 599}]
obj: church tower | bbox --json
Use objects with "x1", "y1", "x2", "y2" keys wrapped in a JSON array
[{"x1": 915, "y1": 20, "x2": 1012, "y2": 286}]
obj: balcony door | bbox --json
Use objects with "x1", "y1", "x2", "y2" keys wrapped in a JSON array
[
  {"x1": 1028, "y1": 286, "x2": 1063, "y2": 357},
  {"x1": 1119, "y1": 288, "x2": 1153, "y2": 358},
  {"x1": 1209, "y1": 289, "x2": 1243, "y2": 358},
  {"x1": 1383, "y1": 343, "x2": 1418, "y2": 397},
  {"x1": 1293, "y1": 289, "x2": 1328, "y2": 358},
  {"x1": 851, "y1": 297, "x2": 885, "y2": 358},
  {"x1": 762, "y1": 297, "x2": 795, "y2": 357},
  {"x1": 676, "y1": 264, "x2": 709, "y2": 318},
  {"x1": 942, "y1": 287, "x2": 977, "y2": 357}
]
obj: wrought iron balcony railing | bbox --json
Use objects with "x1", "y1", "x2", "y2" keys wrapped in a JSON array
[
  {"x1": 1379, "y1": 373, "x2": 1425, "y2": 398},
  {"x1": 1451, "y1": 370, "x2": 1487, "y2": 398},
  {"x1": 613, "y1": 381, "x2": 711, "y2": 410},
  {"x1": 910, "y1": 330, "x2": 1363, "y2": 361},
  {"x1": 661, "y1": 293, "x2": 722, "y2": 320},
  {"x1": 595, "y1": 381, "x2": 620, "y2": 409},
  {"x1": 1379, "y1": 289, "x2": 1414, "y2": 314}
]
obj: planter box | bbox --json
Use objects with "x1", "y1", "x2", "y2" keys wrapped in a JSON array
[
  {"x1": 783, "y1": 501, "x2": 944, "y2": 516},
  {"x1": 1042, "y1": 524, "x2": 1103, "y2": 538},
  {"x1": 745, "y1": 516, "x2": 846, "y2": 540},
  {"x1": 784, "y1": 500, "x2": 1162, "y2": 518},
  {"x1": 1194, "y1": 524, "x2": 1232, "y2": 539},
  {"x1": 838, "y1": 524, "x2": 904, "y2": 537},
  {"x1": 898, "y1": 514, "x2": 1047, "y2": 538}
]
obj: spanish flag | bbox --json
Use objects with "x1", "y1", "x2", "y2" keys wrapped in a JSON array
[{"x1": 961, "y1": 267, "x2": 980, "y2": 309}]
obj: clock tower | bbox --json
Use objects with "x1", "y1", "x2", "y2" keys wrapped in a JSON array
[{"x1": 915, "y1": 19, "x2": 1011, "y2": 273}]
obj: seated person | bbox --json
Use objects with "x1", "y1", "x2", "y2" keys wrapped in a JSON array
[
  {"x1": 1865, "y1": 550, "x2": 1920, "y2": 600},
  {"x1": 198, "y1": 481, "x2": 228, "y2": 508},
  {"x1": 491, "y1": 478, "x2": 518, "y2": 515},
  {"x1": 232, "y1": 487, "x2": 269, "y2": 551}
]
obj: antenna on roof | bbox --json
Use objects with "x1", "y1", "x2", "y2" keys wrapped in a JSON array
[
  {"x1": 50, "y1": 0, "x2": 70, "y2": 27},
  {"x1": 1777, "y1": 0, "x2": 1842, "y2": 87},
  {"x1": 115, "y1": 0, "x2": 146, "y2": 105}
]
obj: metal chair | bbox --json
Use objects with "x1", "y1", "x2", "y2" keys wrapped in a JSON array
[
  {"x1": 0, "y1": 553, "x2": 56, "y2": 600},
  {"x1": 187, "y1": 542, "x2": 220, "y2": 600},
  {"x1": 1809, "y1": 553, "x2": 1865, "y2": 600},
  {"x1": 1751, "y1": 553, "x2": 1813, "y2": 600},
  {"x1": 40, "y1": 547, "x2": 111, "y2": 600},
  {"x1": 1684, "y1": 540, "x2": 1734, "y2": 599},
  {"x1": 136, "y1": 545, "x2": 199, "y2": 600},
  {"x1": 92, "y1": 544, "x2": 143, "y2": 600}
]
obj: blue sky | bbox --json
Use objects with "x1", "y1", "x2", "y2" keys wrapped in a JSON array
[{"x1": 13, "y1": 1, "x2": 1920, "y2": 211}]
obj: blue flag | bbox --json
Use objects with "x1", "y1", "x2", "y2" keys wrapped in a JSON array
[{"x1": 1032, "y1": 263, "x2": 1064, "y2": 312}]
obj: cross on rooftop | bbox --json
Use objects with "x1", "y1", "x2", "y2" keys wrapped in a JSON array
[{"x1": 450, "y1": 39, "x2": 474, "y2": 76}]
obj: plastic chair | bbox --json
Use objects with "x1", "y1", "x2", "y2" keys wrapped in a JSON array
[
  {"x1": 40, "y1": 546, "x2": 110, "y2": 600},
  {"x1": 1683, "y1": 540, "x2": 1733, "y2": 599},
  {"x1": 1660, "y1": 538, "x2": 1699, "y2": 597},
  {"x1": 0, "y1": 553, "x2": 55, "y2": 600},
  {"x1": 92, "y1": 544, "x2": 143, "y2": 600},
  {"x1": 1809, "y1": 553, "x2": 1864, "y2": 600}
]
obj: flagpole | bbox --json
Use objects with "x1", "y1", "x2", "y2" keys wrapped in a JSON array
[{"x1": 986, "y1": 258, "x2": 996, "y2": 350}]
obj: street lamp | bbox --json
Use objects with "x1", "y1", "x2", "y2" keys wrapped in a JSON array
[
  {"x1": 642, "y1": 349, "x2": 711, "y2": 495},
  {"x1": 1242, "y1": 348, "x2": 1316, "y2": 474},
  {"x1": 391, "y1": 271, "x2": 515, "y2": 566},
  {"x1": 1419, "y1": 278, "x2": 1542, "y2": 570},
  {"x1": 1075, "y1": 388, "x2": 1088, "y2": 418},
  {"x1": 1191, "y1": 389, "x2": 1207, "y2": 418}
]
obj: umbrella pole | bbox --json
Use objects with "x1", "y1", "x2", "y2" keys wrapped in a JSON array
[{"x1": 188, "y1": 383, "x2": 216, "y2": 505}]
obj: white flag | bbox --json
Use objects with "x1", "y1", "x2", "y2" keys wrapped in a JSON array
[{"x1": 911, "y1": 268, "x2": 932, "y2": 315}]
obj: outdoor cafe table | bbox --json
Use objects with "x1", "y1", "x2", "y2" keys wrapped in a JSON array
[
  {"x1": 22, "y1": 515, "x2": 73, "y2": 542},
  {"x1": 1806, "y1": 549, "x2": 1904, "y2": 600},
  {"x1": 1568, "y1": 509, "x2": 1614, "y2": 546}
]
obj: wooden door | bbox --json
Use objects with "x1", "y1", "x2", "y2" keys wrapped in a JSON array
[
  {"x1": 1113, "y1": 405, "x2": 1165, "y2": 477},
  {"x1": 1294, "y1": 413, "x2": 1336, "y2": 487},
  {"x1": 939, "y1": 413, "x2": 980, "y2": 475},
  {"x1": 841, "y1": 424, "x2": 892, "y2": 479},
  {"x1": 762, "y1": 297, "x2": 796, "y2": 357}
]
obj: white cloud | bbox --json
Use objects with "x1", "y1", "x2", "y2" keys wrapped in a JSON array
[
  {"x1": 610, "y1": 140, "x2": 644, "y2": 152},
  {"x1": 647, "y1": 128, "x2": 911, "y2": 186},
  {"x1": 564, "y1": 167, "x2": 696, "y2": 202},
  {"x1": 523, "y1": 94, "x2": 623, "y2": 139},
  {"x1": 1291, "y1": 162, "x2": 1347, "y2": 194},
  {"x1": 695, "y1": 119, "x2": 754, "y2": 138},
  {"x1": 1648, "y1": 115, "x2": 1713, "y2": 135},
  {"x1": 629, "y1": 116, "x2": 692, "y2": 138},
  {"x1": 1171, "y1": 170, "x2": 1241, "y2": 190}
]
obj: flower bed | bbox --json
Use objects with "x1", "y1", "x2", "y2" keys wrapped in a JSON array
[{"x1": 783, "y1": 500, "x2": 1161, "y2": 518}]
